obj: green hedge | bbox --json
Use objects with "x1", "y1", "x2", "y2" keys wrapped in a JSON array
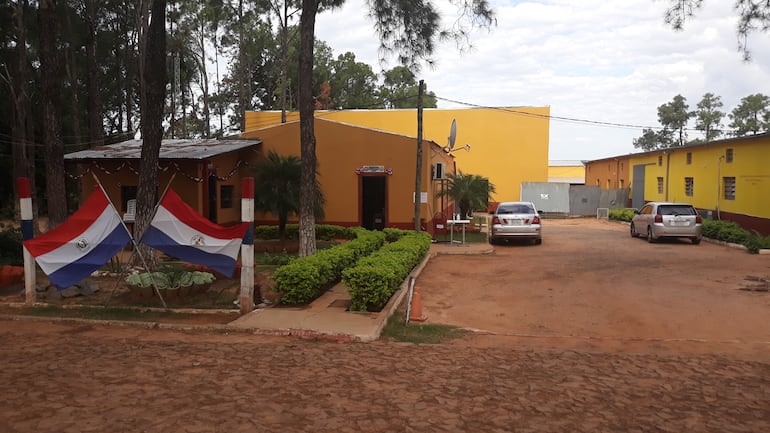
[
  {"x1": 342, "y1": 230, "x2": 431, "y2": 312},
  {"x1": 272, "y1": 228, "x2": 385, "y2": 304},
  {"x1": 702, "y1": 220, "x2": 770, "y2": 253},
  {"x1": 609, "y1": 208, "x2": 635, "y2": 222}
]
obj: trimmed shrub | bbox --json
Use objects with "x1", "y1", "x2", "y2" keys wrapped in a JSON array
[
  {"x1": 343, "y1": 231, "x2": 431, "y2": 312},
  {"x1": 253, "y1": 224, "x2": 356, "y2": 241},
  {"x1": 702, "y1": 220, "x2": 770, "y2": 253},
  {"x1": 609, "y1": 208, "x2": 635, "y2": 222},
  {"x1": 272, "y1": 228, "x2": 385, "y2": 305}
]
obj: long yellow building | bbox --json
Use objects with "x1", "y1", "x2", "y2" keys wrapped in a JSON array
[
  {"x1": 245, "y1": 107, "x2": 550, "y2": 208},
  {"x1": 585, "y1": 132, "x2": 770, "y2": 235}
]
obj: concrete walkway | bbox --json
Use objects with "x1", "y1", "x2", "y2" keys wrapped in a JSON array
[{"x1": 227, "y1": 240, "x2": 493, "y2": 341}]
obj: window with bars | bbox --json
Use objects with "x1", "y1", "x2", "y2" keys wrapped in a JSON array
[
  {"x1": 725, "y1": 148, "x2": 734, "y2": 163},
  {"x1": 723, "y1": 177, "x2": 736, "y2": 200},
  {"x1": 220, "y1": 185, "x2": 234, "y2": 209},
  {"x1": 658, "y1": 155, "x2": 663, "y2": 166},
  {"x1": 619, "y1": 179, "x2": 624, "y2": 188},
  {"x1": 657, "y1": 177, "x2": 664, "y2": 194},
  {"x1": 686, "y1": 152, "x2": 692, "y2": 165},
  {"x1": 685, "y1": 177, "x2": 694, "y2": 197}
]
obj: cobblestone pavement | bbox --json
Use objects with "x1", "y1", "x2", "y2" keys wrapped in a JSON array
[{"x1": 1, "y1": 320, "x2": 768, "y2": 433}]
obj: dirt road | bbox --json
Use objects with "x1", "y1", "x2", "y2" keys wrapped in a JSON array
[
  {"x1": 418, "y1": 218, "x2": 770, "y2": 359},
  {"x1": 1, "y1": 218, "x2": 769, "y2": 432}
]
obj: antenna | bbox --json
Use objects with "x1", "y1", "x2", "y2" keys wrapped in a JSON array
[{"x1": 444, "y1": 119, "x2": 457, "y2": 153}]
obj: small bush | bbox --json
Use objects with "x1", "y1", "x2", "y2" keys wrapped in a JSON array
[
  {"x1": 609, "y1": 208, "x2": 635, "y2": 222},
  {"x1": 0, "y1": 227, "x2": 23, "y2": 266},
  {"x1": 253, "y1": 224, "x2": 356, "y2": 240},
  {"x1": 702, "y1": 220, "x2": 770, "y2": 253}
]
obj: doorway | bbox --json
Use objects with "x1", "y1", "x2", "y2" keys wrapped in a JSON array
[{"x1": 361, "y1": 176, "x2": 386, "y2": 230}]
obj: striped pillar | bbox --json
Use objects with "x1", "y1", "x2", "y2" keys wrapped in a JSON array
[
  {"x1": 239, "y1": 177, "x2": 255, "y2": 314},
  {"x1": 17, "y1": 178, "x2": 36, "y2": 305}
]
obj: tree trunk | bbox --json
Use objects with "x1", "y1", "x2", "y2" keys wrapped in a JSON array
[
  {"x1": 135, "y1": 0, "x2": 167, "y2": 268},
  {"x1": 298, "y1": 0, "x2": 319, "y2": 257},
  {"x1": 39, "y1": 0, "x2": 67, "y2": 228},
  {"x1": 9, "y1": 0, "x2": 36, "y2": 225},
  {"x1": 85, "y1": 0, "x2": 104, "y2": 147}
]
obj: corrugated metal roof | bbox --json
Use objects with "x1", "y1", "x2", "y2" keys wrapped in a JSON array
[{"x1": 64, "y1": 139, "x2": 261, "y2": 160}]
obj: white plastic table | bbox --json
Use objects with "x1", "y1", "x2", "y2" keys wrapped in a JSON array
[{"x1": 446, "y1": 219, "x2": 471, "y2": 245}]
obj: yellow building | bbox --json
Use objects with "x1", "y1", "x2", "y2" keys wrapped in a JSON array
[
  {"x1": 245, "y1": 107, "x2": 550, "y2": 208},
  {"x1": 548, "y1": 160, "x2": 586, "y2": 184},
  {"x1": 585, "y1": 133, "x2": 770, "y2": 235},
  {"x1": 240, "y1": 118, "x2": 455, "y2": 231},
  {"x1": 583, "y1": 156, "x2": 631, "y2": 190}
]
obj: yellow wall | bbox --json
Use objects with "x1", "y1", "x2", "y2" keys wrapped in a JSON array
[
  {"x1": 548, "y1": 165, "x2": 585, "y2": 183},
  {"x1": 246, "y1": 107, "x2": 550, "y2": 203},
  {"x1": 241, "y1": 118, "x2": 454, "y2": 228},
  {"x1": 626, "y1": 138, "x2": 770, "y2": 219},
  {"x1": 583, "y1": 157, "x2": 630, "y2": 189}
]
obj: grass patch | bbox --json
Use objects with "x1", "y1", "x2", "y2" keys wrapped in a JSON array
[
  {"x1": 380, "y1": 311, "x2": 468, "y2": 344},
  {"x1": 0, "y1": 304, "x2": 234, "y2": 324},
  {"x1": 432, "y1": 231, "x2": 489, "y2": 244}
]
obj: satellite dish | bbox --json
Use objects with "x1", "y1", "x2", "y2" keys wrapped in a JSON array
[{"x1": 447, "y1": 119, "x2": 457, "y2": 152}]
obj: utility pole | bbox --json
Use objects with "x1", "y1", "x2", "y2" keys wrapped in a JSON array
[{"x1": 414, "y1": 80, "x2": 424, "y2": 231}]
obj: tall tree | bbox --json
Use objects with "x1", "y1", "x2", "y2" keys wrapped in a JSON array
[
  {"x1": 657, "y1": 94, "x2": 693, "y2": 147},
  {"x1": 296, "y1": 0, "x2": 495, "y2": 257},
  {"x1": 380, "y1": 65, "x2": 437, "y2": 108},
  {"x1": 328, "y1": 52, "x2": 380, "y2": 108},
  {"x1": 633, "y1": 128, "x2": 663, "y2": 151},
  {"x1": 135, "y1": 0, "x2": 167, "y2": 264},
  {"x1": 693, "y1": 92, "x2": 724, "y2": 142},
  {"x1": 728, "y1": 93, "x2": 770, "y2": 136},
  {"x1": 661, "y1": 0, "x2": 770, "y2": 60},
  {"x1": 39, "y1": 0, "x2": 67, "y2": 227}
]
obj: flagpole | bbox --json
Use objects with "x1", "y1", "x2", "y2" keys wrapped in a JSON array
[{"x1": 90, "y1": 173, "x2": 168, "y2": 309}]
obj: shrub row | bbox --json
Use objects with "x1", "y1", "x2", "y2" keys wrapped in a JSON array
[
  {"x1": 272, "y1": 228, "x2": 385, "y2": 304},
  {"x1": 253, "y1": 224, "x2": 355, "y2": 241},
  {"x1": 609, "y1": 208, "x2": 635, "y2": 222},
  {"x1": 342, "y1": 230, "x2": 432, "y2": 312},
  {"x1": 702, "y1": 220, "x2": 770, "y2": 253}
]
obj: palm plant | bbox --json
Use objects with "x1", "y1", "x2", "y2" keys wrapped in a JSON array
[
  {"x1": 252, "y1": 150, "x2": 324, "y2": 240},
  {"x1": 436, "y1": 171, "x2": 496, "y2": 219}
]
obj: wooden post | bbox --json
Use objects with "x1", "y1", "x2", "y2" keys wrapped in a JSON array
[
  {"x1": 239, "y1": 177, "x2": 255, "y2": 314},
  {"x1": 17, "y1": 177, "x2": 36, "y2": 305}
]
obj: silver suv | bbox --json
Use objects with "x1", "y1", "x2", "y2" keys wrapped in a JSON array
[{"x1": 630, "y1": 202, "x2": 702, "y2": 244}]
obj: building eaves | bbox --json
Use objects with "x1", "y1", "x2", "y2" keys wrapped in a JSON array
[{"x1": 63, "y1": 139, "x2": 262, "y2": 160}]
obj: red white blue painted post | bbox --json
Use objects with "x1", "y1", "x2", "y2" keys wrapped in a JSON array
[
  {"x1": 17, "y1": 178, "x2": 36, "y2": 305},
  {"x1": 239, "y1": 177, "x2": 255, "y2": 314}
]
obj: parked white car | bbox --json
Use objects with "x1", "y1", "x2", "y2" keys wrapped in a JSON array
[
  {"x1": 630, "y1": 202, "x2": 703, "y2": 244},
  {"x1": 489, "y1": 201, "x2": 542, "y2": 245}
]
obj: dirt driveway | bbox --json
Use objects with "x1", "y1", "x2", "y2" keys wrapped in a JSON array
[{"x1": 418, "y1": 218, "x2": 770, "y2": 359}]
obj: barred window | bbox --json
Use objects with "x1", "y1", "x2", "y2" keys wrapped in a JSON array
[
  {"x1": 220, "y1": 185, "x2": 235, "y2": 209},
  {"x1": 723, "y1": 177, "x2": 736, "y2": 200},
  {"x1": 657, "y1": 177, "x2": 664, "y2": 194},
  {"x1": 658, "y1": 155, "x2": 663, "y2": 166},
  {"x1": 685, "y1": 177, "x2": 694, "y2": 197},
  {"x1": 725, "y1": 148, "x2": 734, "y2": 163},
  {"x1": 686, "y1": 152, "x2": 692, "y2": 165}
]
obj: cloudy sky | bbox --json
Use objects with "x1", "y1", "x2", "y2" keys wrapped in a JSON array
[{"x1": 315, "y1": 0, "x2": 770, "y2": 161}]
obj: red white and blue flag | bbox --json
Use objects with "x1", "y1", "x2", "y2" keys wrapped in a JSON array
[
  {"x1": 140, "y1": 189, "x2": 248, "y2": 278},
  {"x1": 23, "y1": 186, "x2": 131, "y2": 289}
]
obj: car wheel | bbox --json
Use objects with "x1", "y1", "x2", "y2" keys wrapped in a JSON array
[
  {"x1": 691, "y1": 237, "x2": 701, "y2": 245},
  {"x1": 647, "y1": 227, "x2": 655, "y2": 243},
  {"x1": 489, "y1": 236, "x2": 496, "y2": 245},
  {"x1": 535, "y1": 238, "x2": 542, "y2": 245},
  {"x1": 630, "y1": 223, "x2": 637, "y2": 238}
]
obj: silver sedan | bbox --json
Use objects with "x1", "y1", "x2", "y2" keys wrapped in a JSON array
[{"x1": 489, "y1": 201, "x2": 542, "y2": 245}]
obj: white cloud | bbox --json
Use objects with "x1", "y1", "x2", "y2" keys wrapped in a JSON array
[{"x1": 316, "y1": 0, "x2": 770, "y2": 160}]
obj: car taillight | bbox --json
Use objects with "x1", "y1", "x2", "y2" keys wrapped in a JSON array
[
  {"x1": 533, "y1": 215, "x2": 540, "y2": 224},
  {"x1": 492, "y1": 216, "x2": 500, "y2": 225},
  {"x1": 654, "y1": 214, "x2": 662, "y2": 223},
  {"x1": 696, "y1": 215, "x2": 702, "y2": 223}
]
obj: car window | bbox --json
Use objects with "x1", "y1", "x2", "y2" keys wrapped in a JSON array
[
  {"x1": 498, "y1": 204, "x2": 533, "y2": 214},
  {"x1": 658, "y1": 205, "x2": 696, "y2": 216},
  {"x1": 640, "y1": 205, "x2": 652, "y2": 214}
]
